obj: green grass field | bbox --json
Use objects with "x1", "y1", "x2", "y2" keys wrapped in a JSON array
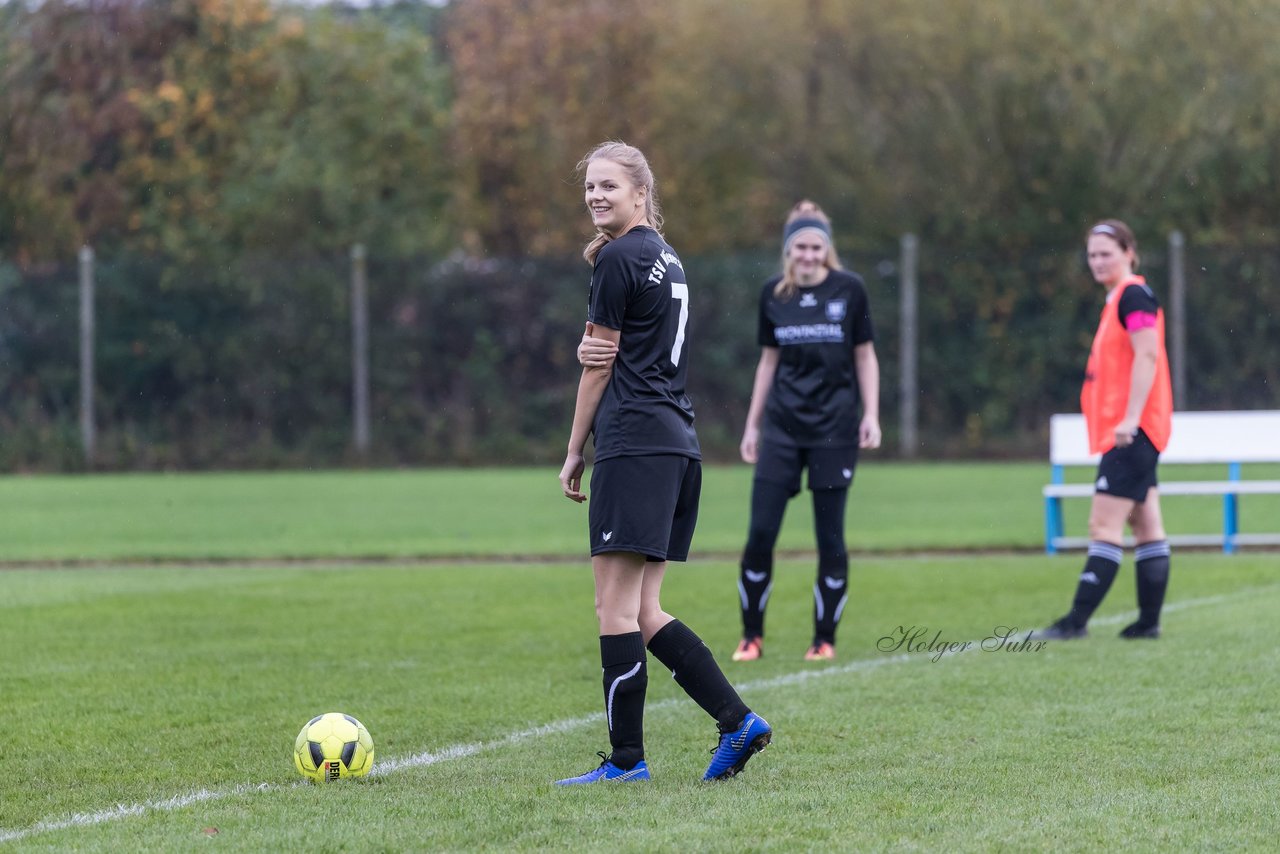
[
  {"x1": 2, "y1": 464, "x2": 1278, "y2": 851},
  {"x1": 3, "y1": 462, "x2": 1278, "y2": 561}
]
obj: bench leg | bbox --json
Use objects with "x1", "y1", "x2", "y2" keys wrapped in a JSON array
[
  {"x1": 1223, "y1": 493, "x2": 1238, "y2": 555},
  {"x1": 1044, "y1": 496, "x2": 1061, "y2": 555},
  {"x1": 1223, "y1": 462, "x2": 1241, "y2": 555}
]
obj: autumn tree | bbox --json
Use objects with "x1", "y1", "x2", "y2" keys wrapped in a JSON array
[
  {"x1": 215, "y1": 7, "x2": 453, "y2": 256},
  {"x1": 444, "y1": 0, "x2": 668, "y2": 257},
  {"x1": 0, "y1": 0, "x2": 179, "y2": 260},
  {"x1": 0, "y1": 0, "x2": 452, "y2": 263}
]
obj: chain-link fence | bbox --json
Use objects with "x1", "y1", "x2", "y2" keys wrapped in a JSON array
[{"x1": 1, "y1": 240, "x2": 1276, "y2": 471}]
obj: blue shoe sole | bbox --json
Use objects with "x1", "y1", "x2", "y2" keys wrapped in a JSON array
[{"x1": 555, "y1": 763, "x2": 651, "y2": 785}]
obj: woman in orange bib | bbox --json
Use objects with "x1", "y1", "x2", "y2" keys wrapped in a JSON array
[{"x1": 1040, "y1": 219, "x2": 1173, "y2": 640}]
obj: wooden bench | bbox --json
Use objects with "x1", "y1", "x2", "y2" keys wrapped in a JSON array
[{"x1": 1043, "y1": 410, "x2": 1280, "y2": 554}]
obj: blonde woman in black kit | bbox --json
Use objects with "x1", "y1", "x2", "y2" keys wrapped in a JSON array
[
  {"x1": 732, "y1": 201, "x2": 881, "y2": 663},
  {"x1": 556, "y1": 141, "x2": 771, "y2": 785}
]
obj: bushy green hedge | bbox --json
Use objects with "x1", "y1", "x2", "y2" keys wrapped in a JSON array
[{"x1": 1, "y1": 243, "x2": 1276, "y2": 471}]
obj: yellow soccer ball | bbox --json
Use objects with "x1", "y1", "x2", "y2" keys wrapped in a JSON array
[{"x1": 293, "y1": 713, "x2": 375, "y2": 782}]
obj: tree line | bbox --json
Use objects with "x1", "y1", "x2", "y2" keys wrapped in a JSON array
[{"x1": 1, "y1": 0, "x2": 1277, "y2": 469}]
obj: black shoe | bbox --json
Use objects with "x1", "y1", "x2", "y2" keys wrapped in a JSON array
[
  {"x1": 1119, "y1": 621, "x2": 1161, "y2": 639},
  {"x1": 1036, "y1": 616, "x2": 1087, "y2": 640}
]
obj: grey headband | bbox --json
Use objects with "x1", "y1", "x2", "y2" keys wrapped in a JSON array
[{"x1": 783, "y1": 217, "x2": 832, "y2": 249}]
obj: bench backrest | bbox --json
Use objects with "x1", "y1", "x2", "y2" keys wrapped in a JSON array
[{"x1": 1050, "y1": 410, "x2": 1280, "y2": 465}]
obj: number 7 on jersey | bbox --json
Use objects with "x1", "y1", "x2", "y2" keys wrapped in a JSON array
[{"x1": 670, "y1": 280, "x2": 689, "y2": 366}]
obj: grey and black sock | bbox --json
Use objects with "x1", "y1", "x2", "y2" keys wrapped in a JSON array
[
  {"x1": 1134, "y1": 540, "x2": 1171, "y2": 627},
  {"x1": 1068, "y1": 541, "x2": 1122, "y2": 628}
]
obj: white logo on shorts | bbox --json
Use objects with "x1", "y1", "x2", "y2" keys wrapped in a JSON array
[
  {"x1": 842, "y1": 468, "x2": 852, "y2": 479},
  {"x1": 602, "y1": 531, "x2": 613, "y2": 542},
  {"x1": 1096, "y1": 476, "x2": 1109, "y2": 491}
]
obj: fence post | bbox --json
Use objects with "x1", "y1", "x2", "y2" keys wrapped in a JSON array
[
  {"x1": 351, "y1": 244, "x2": 371, "y2": 455},
  {"x1": 1168, "y1": 230, "x2": 1186, "y2": 410},
  {"x1": 78, "y1": 245, "x2": 96, "y2": 464},
  {"x1": 899, "y1": 233, "x2": 919, "y2": 458}
]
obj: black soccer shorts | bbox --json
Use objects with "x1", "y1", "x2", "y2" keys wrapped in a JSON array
[
  {"x1": 1095, "y1": 428, "x2": 1160, "y2": 502},
  {"x1": 754, "y1": 440, "x2": 858, "y2": 496},
  {"x1": 588, "y1": 454, "x2": 702, "y2": 562}
]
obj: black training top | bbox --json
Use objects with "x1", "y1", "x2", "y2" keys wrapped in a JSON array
[
  {"x1": 757, "y1": 269, "x2": 875, "y2": 448},
  {"x1": 1116, "y1": 281, "x2": 1160, "y2": 328},
  {"x1": 587, "y1": 226, "x2": 701, "y2": 462}
]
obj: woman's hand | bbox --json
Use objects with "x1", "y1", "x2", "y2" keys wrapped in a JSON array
[
  {"x1": 740, "y1": 424, "x2": 760, "y2": 463},
  {"x1": 577, "y1": 322, "x2": 618, "y2": 369},
  {"x1": 559, "y1": 452, "x2": 587, "y2": 502},
  {"x1": 1113, "y1": 417, "x2": 1140, "y2": 448},
  {"x1": 859, "y1": 416, "x2": 882, "y2": 449}
]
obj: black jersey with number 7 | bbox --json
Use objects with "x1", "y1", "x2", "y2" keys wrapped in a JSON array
[{"x1": 587, "y1": 226, "x2": 701, "y2": 463}]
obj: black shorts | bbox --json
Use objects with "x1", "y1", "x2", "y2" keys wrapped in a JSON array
[
  {"x1": 754, "y1": 440, "x2": 858, "y2": 496},
  {"x1": 588, "y1": 455, "x2": 701, "y2": 562},
  {"x1": 1095, "y1": 428, "x2": 1160, "y2": 502}
]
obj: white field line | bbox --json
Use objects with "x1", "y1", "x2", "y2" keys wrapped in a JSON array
[{"x1": 0, "y1": 585, "x2": 1271, "y2": 845}]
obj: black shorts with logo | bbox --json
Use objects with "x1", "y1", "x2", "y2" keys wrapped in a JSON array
[
  {"x1": 1095, "y1": 428, "x2": 1160, "y2": 502},
  {"x1": 589, "y1": 455, "x2": 701, "y2": 562},
  {"x1": 754, "y1": 440, "x2": 858, "y2": 496}
]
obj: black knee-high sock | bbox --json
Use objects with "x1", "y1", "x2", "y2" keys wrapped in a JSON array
[
  {"x1": 1068, "y1": 541, "x2": 1122, "y2": 627},
  {"x1": 813, "y1": 557, "x2": 848, "y2": 645},
  {"x1": 739, "y1": 480, "x2": 790, "y2": 639},
  {"x1": 812, "y1": 488, "x2": 850, "y2": 645},
  {"x1": 648, "y1": 620, "x2": 749, "y2": 732},
  {"x1": 738, "y1": 552, "x2": 773, "y2": 640},
  {"x1": 1134, "y1": 540, "x2": 1171, "y2": 627},
  {"x1": 599, "y1": 632, "x2": 647, "y2": 770}
]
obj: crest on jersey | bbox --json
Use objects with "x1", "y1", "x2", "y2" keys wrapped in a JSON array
[{"x1": 825, "y1": 299, "x2": 847, "y2": 321}]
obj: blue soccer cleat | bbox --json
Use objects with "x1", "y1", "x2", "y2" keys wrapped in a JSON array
[
  {"x1": 704, "y1": 712, "x2": 772, "y2": 780},
  {"x1": 555, "y1": 752, "x2": 651, "y2": 785}
]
